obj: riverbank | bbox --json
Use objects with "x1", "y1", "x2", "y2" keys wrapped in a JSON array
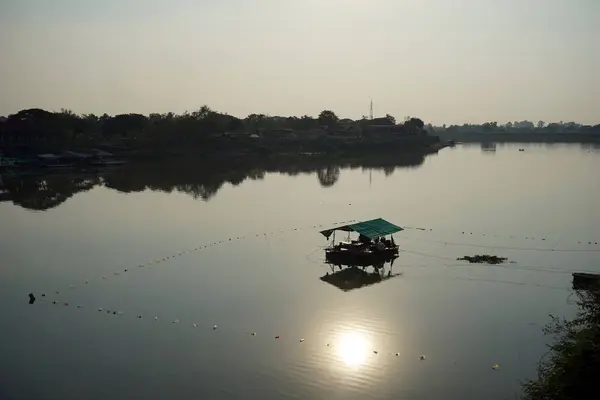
[
  {"x1": 0, "y1": 133, "x2": 451, "y2": 172},
  {"x1": 523, "y1": 285, "x2": 600, "y2": 399},
  {"x1": 436, "y1": 131, "x2": 600, "y2": 144}
]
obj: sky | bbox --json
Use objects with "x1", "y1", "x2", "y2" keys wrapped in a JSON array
[{"x1": 0, "y1": 0, "x2": 598, "y2": 124}]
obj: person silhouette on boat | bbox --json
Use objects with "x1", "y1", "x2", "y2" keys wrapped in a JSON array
[{"x1": 358, "y1": 234, "x2": 371, "y2": 244}]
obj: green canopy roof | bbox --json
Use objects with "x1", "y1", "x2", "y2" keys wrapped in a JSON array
[{"x1": 320, "y1": 218, "x2": 403, "y2": 240}]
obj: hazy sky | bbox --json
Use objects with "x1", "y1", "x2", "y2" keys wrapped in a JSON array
[{"x1": 0, "y1": 0, "x2": 598, "y2": 124}]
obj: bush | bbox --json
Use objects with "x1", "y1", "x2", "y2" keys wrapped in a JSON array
[{"x1": 523, "y1": 286, "x2": 600, "y2": 400}]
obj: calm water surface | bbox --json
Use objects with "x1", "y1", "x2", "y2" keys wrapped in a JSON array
[{"x1": 1, "y1": 143, "x2": 599, "y2": 399}]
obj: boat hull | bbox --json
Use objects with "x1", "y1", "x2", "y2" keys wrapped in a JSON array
[{"x1": 325, "y1": 247, "x2": 398, "y2": 267}]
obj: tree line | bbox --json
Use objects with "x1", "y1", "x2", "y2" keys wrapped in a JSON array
[
  {"x1": 0, "y1": 107, "x2": 425, "y2": 144},
  {"x1": 429, "y1": 120, "x2": 600, "y2": 135}
]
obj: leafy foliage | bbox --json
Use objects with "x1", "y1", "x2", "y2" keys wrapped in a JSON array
[{"x1": 523, "y1": 287, "x2": 600, "y2": 400}]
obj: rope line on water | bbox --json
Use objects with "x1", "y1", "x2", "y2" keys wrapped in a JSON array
[
  {"x1": 44, "y1": 219, "x2": 356, "y2": 297},
  {"x1": 400, "y1": 249, "x2": 598, "y2": 276},
  {"x1": 401, "y1": 235, "x2": 600, "y2": 252},
  {"x1": 28, "y1": 297, "x2": 422, "y2": 360},
  {"x1": 29, "y1": 277, "x2": 570, "y2": 366},
  {"x1": 402, "y1": 226, "x2": 599, "y2": 249}
]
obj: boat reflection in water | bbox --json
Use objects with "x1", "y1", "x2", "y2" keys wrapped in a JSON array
[{"x1": 320, "y1": 257, "x2": 401, "y2": 292}]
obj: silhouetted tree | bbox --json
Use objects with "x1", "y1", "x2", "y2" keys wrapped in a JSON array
[
  {"x1": 318, "y1": 110, "x2": 339, "y2": 127},
  {"x1": 385, "y1": 114, "x2": 396, "y2": 125}
]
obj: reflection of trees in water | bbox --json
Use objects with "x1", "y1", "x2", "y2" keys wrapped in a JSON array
[
  {"x1": 317, "y1": 166, "x2": 340, "y2": 187},
  {"x1": 0, "y1": 173, "x2": 101, "y2": 211},
  {"x1": 175, "y1": 182, "x2": 223, "y2": 201},
  {"x1": 383, "y1": 166, "x2": 395, "y2": 176},
  {"x1": 1, "y1": 152, "x2": 429, "y2": 210},
  {"x1": 481, "y1": 142, "x2": 496, "y2": 152}
]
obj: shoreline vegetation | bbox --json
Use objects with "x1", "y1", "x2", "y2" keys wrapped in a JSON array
[
  {"x1": 523, "y1": 285, "x2": 600, "y2": 400},
  {"x1": 1, "y1": 108, "x2": 598, "y2": 163},
  {"x1": 0, "y1": 107, "x2": 443, "y2": 163}
]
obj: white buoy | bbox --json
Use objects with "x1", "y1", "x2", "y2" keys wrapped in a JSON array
[{"x1": 213, "y1": 324, "x2": 218, "y2": 330}]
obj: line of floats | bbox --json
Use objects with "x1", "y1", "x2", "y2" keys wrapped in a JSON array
[
  {"x1": 28, "y1": 217, "x2": 600, "y2": 299},
  {"x1": 25, "y1": 218, "x2": 598, "y2": 373}
]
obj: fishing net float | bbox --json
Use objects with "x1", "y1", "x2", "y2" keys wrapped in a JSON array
[{"x1": 44, "y1": 219, "x2": 357, "y2": 297}]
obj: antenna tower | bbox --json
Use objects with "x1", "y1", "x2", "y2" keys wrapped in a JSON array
[{"x1": 369, "y1": 99, "x2": 373, "y2": 120}]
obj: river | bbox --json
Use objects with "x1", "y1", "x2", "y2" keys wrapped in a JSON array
[{"x1": 1, "y1": 143, "x2": 599, "y2": 399}]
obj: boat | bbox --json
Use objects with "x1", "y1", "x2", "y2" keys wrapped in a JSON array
[
  {"x1": 89, "y1": 159, "x2": 127, "y2": 166},
  {"x1": 573, "y1": 272, "x2": 600, "y2": 290},
  {"x1": 89, "y1": 149, "x2": 127, "y2": 167},
  {"x1": 37, "y1": 154, "x2": 75, "y2": 169},
  {"x1": 320, "y1": 218, "x2": 402, "y2": 266}
]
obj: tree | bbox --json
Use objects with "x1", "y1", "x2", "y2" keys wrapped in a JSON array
[
  {"x1": 245, "y1": 114, "x2": 266, "y2": 132},
  {"x1": 537, "y1": 120, "x2": 545, "y2": 129},
  {"x1": 523, "y1": 287, "x2": 600, "y2": 399},
  {"x1": 384, "y1": 114, "x2": 396, "y2": 125},
  {"x1": 318, "y1": 110, "x2": 338, "y2": 127}
]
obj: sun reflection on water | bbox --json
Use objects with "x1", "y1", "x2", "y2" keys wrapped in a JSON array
[{"x1": 336, "y1": 331, "x2": 370, "y2": 368}]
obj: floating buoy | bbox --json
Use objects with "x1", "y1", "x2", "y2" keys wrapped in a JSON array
[
  {"x1": 275, "y1": 335, "x2": 280, "y2": 339},
  {"x1": 63, "y1": 302, "x2": 69, "y2": 306},
  {"x1": 173, "y1": 319, "x2": 179, "y2": 323},
  {"x1": 193, "y1": 323, "x2": 198, "y2": 327},
  {"x1": 213, "y1": 324, "x2": 218, "y2": 330},
  {"x1": 41, "y1": 293, "x2": 46, "y2": 297},
  {"x1": 395, "y1": 353, "x2": 400, "y2": 356},
  {"x1": 137, "y1": 315, "x2": 143, "y2": 319},
  {"x1": 98, "y1": 308, "x2": 103, "y2": 312},
  {"x1": 77, "y1": 305, "x2": 83, "y2": 308},
  {"x1": 419, "y1": 355, "x2": 426, "y2": 360},
  {"x1": 154, "y1": 317, "x2": 159, "y2": 321},
  {"x1": 52, "y1": 301, "x2": 57, "y2": 304},
  {"x1": 300, "y1": 338, "x2": 305, "y2": 342},
  {"x1": 492, "y1": 364, "x2": 500, "y2": 370},
  {"x1": 373, "y1": 350, "x2": 378, "y2": 354},
  {"x1": 85, "y1": 280, "x2": 89, "y2": 284},
  {"x1": 250, "y1": 332, "x2": 256, "y2": 336}
]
